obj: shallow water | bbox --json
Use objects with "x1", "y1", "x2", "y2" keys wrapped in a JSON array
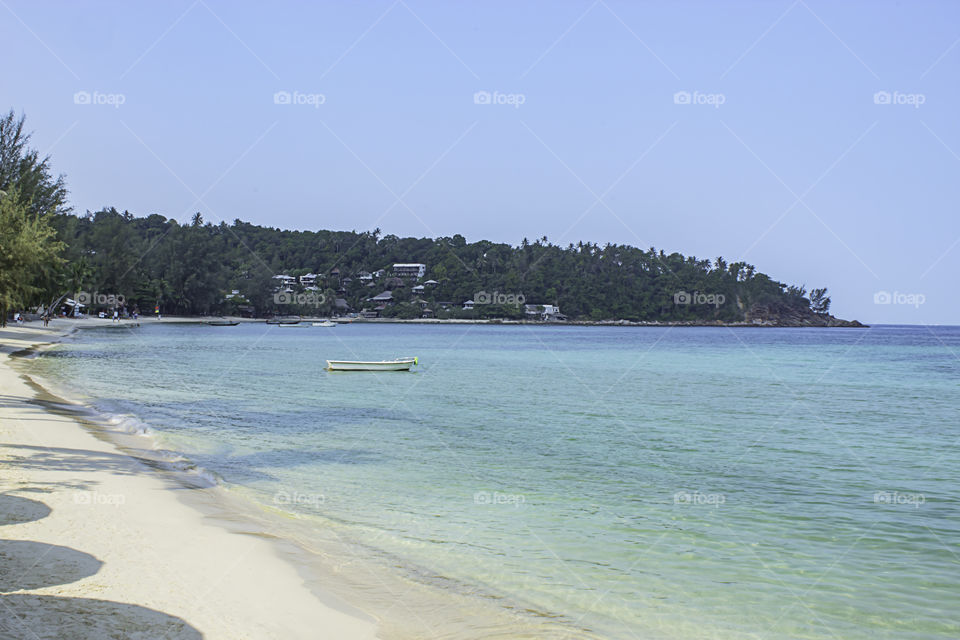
[{"x1": 28, "y1": 323, "x2": 960, "y2": 639}]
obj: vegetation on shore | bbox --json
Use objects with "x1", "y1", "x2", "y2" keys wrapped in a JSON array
[{"x1": 1, "y1": 109, "x2": 856, "y2": 326}]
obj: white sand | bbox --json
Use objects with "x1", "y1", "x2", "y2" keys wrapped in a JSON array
[{"x1": 0, "y1": 322, "x2": 380, "y2": 639}]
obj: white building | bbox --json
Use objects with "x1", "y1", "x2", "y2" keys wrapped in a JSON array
[
  {"x1": 524, "y1": 304, "x2": 563, "y2": 320},
  {"x1": 392, "y1": 263, "x2": 426, "y2": 279},
  {"x1": 272, "y1": 274, "x2": 297, "y2": 290}
]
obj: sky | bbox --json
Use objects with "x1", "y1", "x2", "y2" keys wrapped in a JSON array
[{"x1": 2, "y1": 0, "x2": 958, "y2": 324}]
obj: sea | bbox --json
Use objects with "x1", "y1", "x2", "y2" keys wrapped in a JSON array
[{"x1": 22, "y1": 322, "x2": 960, "y2": 639}]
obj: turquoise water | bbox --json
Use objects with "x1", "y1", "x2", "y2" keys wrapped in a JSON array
[{"x1": 29, "y1": 323, "x2": 960, "y2": 639}]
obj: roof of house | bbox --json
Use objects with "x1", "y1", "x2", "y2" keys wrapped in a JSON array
[{"x1": 369, "y1": 291, "x2": 393, "y2": 301}]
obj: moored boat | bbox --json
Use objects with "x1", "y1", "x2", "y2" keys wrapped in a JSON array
[
  {"x1": 313, "y1": 321, "x2": 336, "y2": 327},
  {"x1": 203, "y1": 320, "x2": 239, "y2": 326},
  {"x1": 326, "y1": 357, "x2": 418, "y2": 371}
]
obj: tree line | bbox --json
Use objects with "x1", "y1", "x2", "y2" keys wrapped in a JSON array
[{"x1": 0, "y1": 109, "x2": 832, "y2": 325}]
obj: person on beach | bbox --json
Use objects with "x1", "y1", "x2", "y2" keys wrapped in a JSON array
[{"x1": 113, "y1": 309, "x2": 119, "y2": 323}]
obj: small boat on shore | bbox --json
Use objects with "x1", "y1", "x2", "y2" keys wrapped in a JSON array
[
  {"x1": 203, "y1": 320, "x2": 239, "y2": 326},
  {"x1": 278, "y1": 322, "x2": 310, "y2": 328},
  {"x1": 267, "y1": 317, "x2": 302, "y2": 325},
  {"x1": 313, "y1": 321, "x2": 336, "y2": 327},
  {"x1": 326, "y1": 357, "x2": 418, "y2": 371}
]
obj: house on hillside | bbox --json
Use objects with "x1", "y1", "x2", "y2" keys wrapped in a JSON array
[
  {"x1": 272, "y1": 275, "x2": 296, "y2": 291},
  {"x1": 334, "y1": 298, "x2": 351, "y2": 314},
  {"x1": 299, "y1": 273, "x2": 319, "y2": 287},
  {"x1": 368, "y1": 291, "x2": 394, "y2": 304},
  {"x1": 392, "y1": 263, "x2": 426, "y2": 279},
  {"x1": 463, "y1": 300, "x2": 475, "y2": 310}
]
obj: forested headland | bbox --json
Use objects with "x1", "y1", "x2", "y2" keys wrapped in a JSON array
[{"x1": 1, "y1": 110, "x2": 861, "y2": 327}]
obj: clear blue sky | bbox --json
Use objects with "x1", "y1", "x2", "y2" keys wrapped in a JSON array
[{"x1": 2, "y1": 1, "x2": 958, "y2": 324}]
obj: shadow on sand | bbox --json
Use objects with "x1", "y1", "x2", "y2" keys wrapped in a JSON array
[
  {"x1": 0, "y1": 595, "x2": 203, "y2": 640},
  {"x1": 0, "y1": 492, "x2": 203, "y2": 639}
]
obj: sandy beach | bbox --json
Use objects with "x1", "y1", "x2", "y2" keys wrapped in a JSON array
[{"x1": 0, "y1": 320, "x2": 379, "y2": 639}]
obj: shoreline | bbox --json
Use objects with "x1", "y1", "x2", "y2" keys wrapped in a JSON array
[
  {"x1": 54, "y1": 314, "x2": 869, "y2": 328},
  {"x1": 0, "y1": 321, "x2": 380, "y2": 639},
  {"x1": 1, "y1": 320, "x2": 587, "y2": 639}
]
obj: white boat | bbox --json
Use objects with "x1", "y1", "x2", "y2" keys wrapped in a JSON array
[
  {"x1": 313, "y1": 321, "x2": 336, "y2": 327},
  {"x1": 326, "y1": 357, "x2": 418, "y2": 371},
  {"x1": 277, "y1": 322, "x2": 310, "y2": 328}
]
